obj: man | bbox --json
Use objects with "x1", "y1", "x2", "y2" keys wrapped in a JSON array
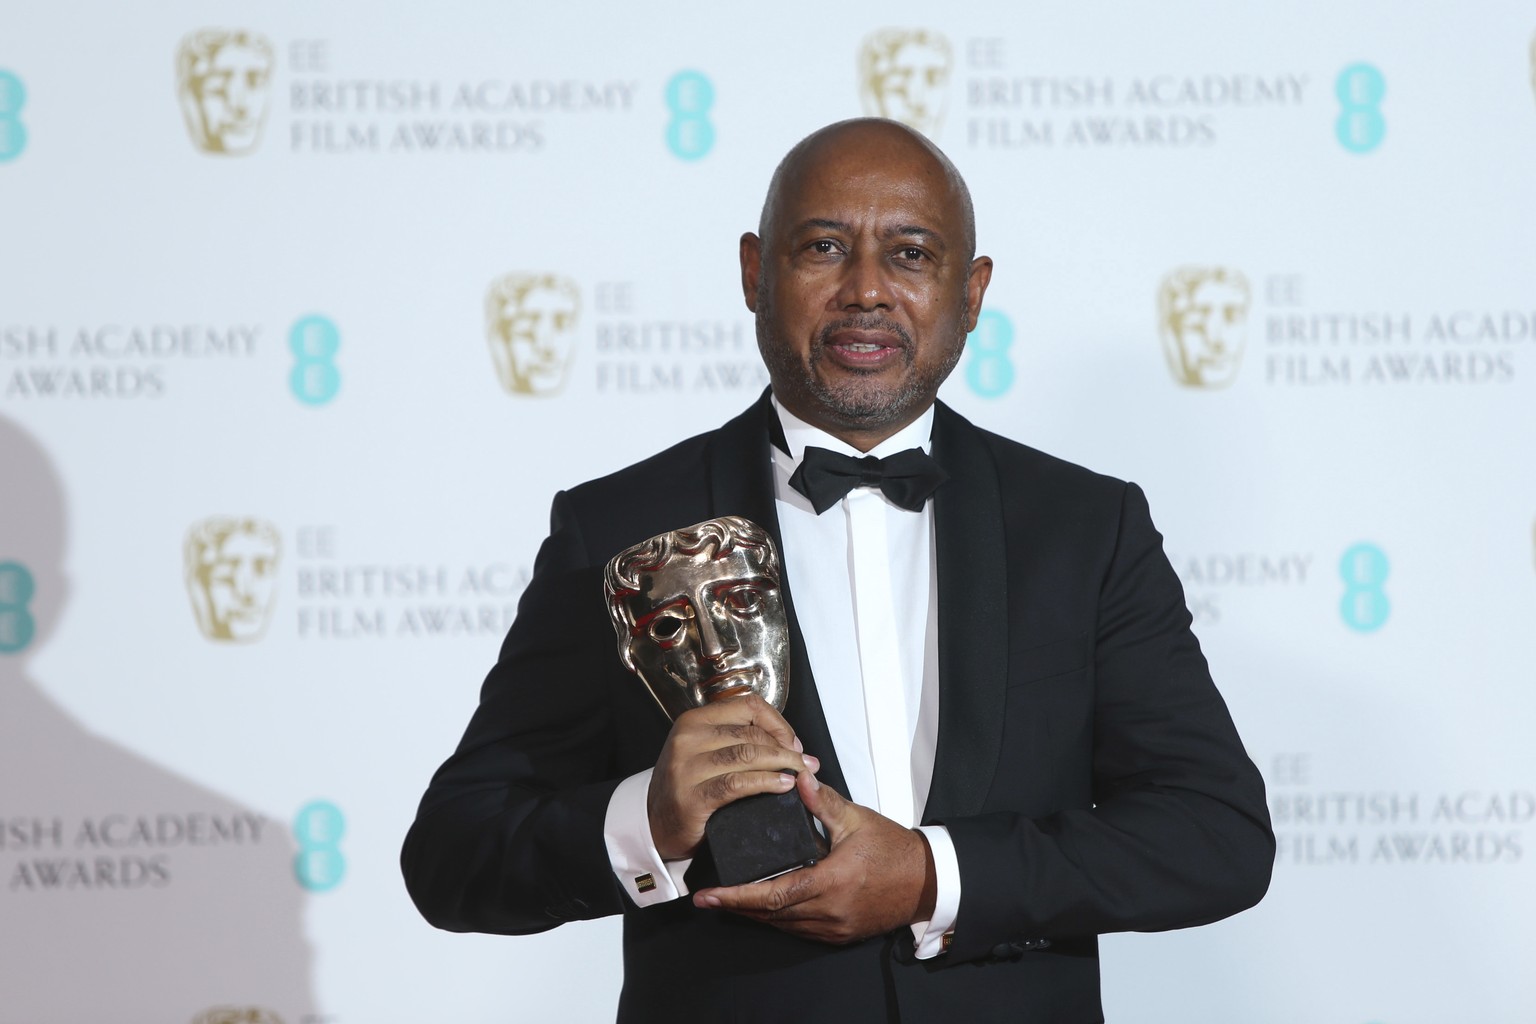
[{"x1": 402, "y1": 118, "x2": 1274, "y2": 1022}]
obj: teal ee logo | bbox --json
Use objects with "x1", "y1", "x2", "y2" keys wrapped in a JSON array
[
  {"x1": 664, "y1": 70, "x2": 715, "y2": 160},
  {"x1": 1339, "y1": 542, "x2": 1389, "y2": 632},
  {"x1": 293, "y1": 800, "x2": 346, "y2": 892},
  {"x1": 0, "y1": 70, "x2": 28, "y2": 162},
  {"x1": 964, "y1": 310, "x2": 1015, "y2": 398},
  {"x1": 289, "y1": 315, "x2": 340, "y2": 406},
  {"x1": 0, "y1": 561, "x2": 36, "y2": 653},
  {"x1": 1335, "y1": 63, "x2": 1386, "y2": 153}
]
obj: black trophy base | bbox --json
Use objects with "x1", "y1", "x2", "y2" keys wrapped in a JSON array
[{"x1": 704, "y1": 786, "x2": 829, "y2": 887}]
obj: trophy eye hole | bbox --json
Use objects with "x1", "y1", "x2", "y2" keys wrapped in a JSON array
[
  {"x1": 721, "y1": 585, "x2": 764, "y2": 616},
  {"x1": 648, "y1": 612, "x2": 688, "y2": 645}
]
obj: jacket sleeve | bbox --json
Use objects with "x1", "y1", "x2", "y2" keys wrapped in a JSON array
[
  {"x1": 400, "y1": 491, "x2": 639, "y2": 934},
  {"x1": 937, "y1": 482, "x2": 1275, "y2": 963}
]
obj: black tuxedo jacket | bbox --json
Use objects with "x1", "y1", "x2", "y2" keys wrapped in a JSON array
[{"x1": 402, "y1": 393, "x2": 1274, "y2": 1022}]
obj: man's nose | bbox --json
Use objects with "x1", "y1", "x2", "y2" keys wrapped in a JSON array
[{"x1": 836, "y1": 250, "x2": 891, "y2": 312}]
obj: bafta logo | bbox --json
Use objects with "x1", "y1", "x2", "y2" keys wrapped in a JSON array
[
  {"x1": 176, "y1": 29, "x2": 275, "y2": 155},
  {"x1": 185, "y1": 517, "x2": 281, "y2": 643},
  {"x1": 485, "y1": 273, "x2": 582, "y2": 396},
  {"x1": 1157, "y1": 266, "x2": 1251, "y2": 389},
  {"x1": 191, "y1": 1009, "x2": 285, "y2": 1024},
  {"x1": 858, "y1": 29, "x2": 953, "y2": 136}
]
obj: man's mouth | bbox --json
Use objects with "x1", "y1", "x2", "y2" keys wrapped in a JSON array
[{"x1": 824, "y1": 329, "x2": 905, "y2": 368}]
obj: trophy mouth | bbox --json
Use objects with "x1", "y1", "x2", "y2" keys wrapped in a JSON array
[{"x1": 701, "y1": 668, "x2": 759, "y2": 702}]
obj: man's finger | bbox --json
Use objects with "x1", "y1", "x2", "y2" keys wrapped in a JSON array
[
  {"x1": 694, "y1": 768, "x2": 798, "y2": 810},
  {"x1": 677, "y1": 693, "x2": 801, "y2": 754},
  {"x1": 694, "y1": 861, "x2": 825, "y2": 915},
  {"x1": 731, "y1": 692, "x2": 800, "y2": 753}
]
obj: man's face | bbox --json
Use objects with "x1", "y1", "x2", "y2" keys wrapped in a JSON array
[
  {"x1": 193, "y1": 42, "x2": 271, "y2": 151},
  {"x1": 618, "y1": 547, "x2": 788, "y2": 720},
  {"x1": 203, "y1": 531, "x2": 279, "y2": 641},
  {"x1": 741, "y1": 126, "x2": 991, "y2": 447}
]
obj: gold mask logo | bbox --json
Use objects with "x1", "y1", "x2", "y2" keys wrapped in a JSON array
[
  {"x1": 858, "y1": 29, "x2": 953, "y2": 136},
  {"x1": 1157, "y1": 266, "x2": 1251, "y2": 389},
  {"x1": 191, "y1": 1009, "x2": 285, "y2": 1024},
  {"x1": 185, "y1": 517, "x2": 281, "y2": 643},
  {"x1": 176, "y1": 29, "x2": 275, "y2": 155},
  {"x1": 485, "y1": 273, "x2": 582, "y2": 396}
]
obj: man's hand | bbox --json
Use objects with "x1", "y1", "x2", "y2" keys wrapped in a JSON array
[
  {"x1": 647, "y1": 693, "x2": 815, "y2": 862},
  {"x1": 692, "y1": 770, "x2": 938, "y2": 945}
]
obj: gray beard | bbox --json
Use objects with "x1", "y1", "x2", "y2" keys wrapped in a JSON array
[{"x1": 755, "y1": 303, "x2": 963, "y2": 431}]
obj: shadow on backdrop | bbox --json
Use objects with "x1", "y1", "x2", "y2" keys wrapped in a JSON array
[{"x1": 0, "y1": 414, "x2": 318, "y2": 1024}]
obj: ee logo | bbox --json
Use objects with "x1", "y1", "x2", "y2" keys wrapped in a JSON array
[
  {"x1": 1335, "y1": 63, "x2": 1386, "y2": 154},
  {"x1": 293, "y1": 800, "x2": 346, "y2": 892},
  {"x1": 289, "y1": 315, "x2": 341, "y2": 406},
  {"x1": 664, "y1": 70, "x2": 714, "y2": 160},
  {"x1": 0, "y1": 70, "x2": 27, "y2": 162},
  {"x1": 1339, "y1": 542, "x2": 1389, "y2": 632},
  {"x1": 965, "y1": 310, "x2": 1015, "y2": 398},
  {"x1": 0, "y1": 562, "x2": 36, "y2": 654}
]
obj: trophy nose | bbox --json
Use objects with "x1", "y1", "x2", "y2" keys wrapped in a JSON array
[{"x1": 694, "y1": 606, "x2": 738, "y2": 662}]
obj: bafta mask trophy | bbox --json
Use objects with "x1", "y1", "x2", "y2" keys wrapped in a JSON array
[{"x1": 605, "y1": 516, "x2": 827, "y2": 886}]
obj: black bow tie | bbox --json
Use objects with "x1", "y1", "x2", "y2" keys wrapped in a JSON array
[{"x1": 788, "y1": 446, "x2": 948, "y2": 514}]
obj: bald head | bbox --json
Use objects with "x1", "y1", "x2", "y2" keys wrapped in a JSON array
[{"x1": 757, "y1": 118, "x2": 977, "y2": 262}]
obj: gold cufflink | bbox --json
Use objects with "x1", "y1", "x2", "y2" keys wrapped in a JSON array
[
  {"x1": 635, "y1": 873, "x2": 656, "y2": 893},
  {"x1": 941, "y1": 931, "x2": 954, "y2": 952}
]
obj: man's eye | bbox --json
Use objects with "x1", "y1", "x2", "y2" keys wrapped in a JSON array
[
  {"x1": 899, "y1": 247, "x2": 927, "y2": 261},
  {"x1": 811, "y1": 240, "x2": 838, "y2": 254}
]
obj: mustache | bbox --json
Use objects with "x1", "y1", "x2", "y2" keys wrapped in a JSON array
[{"x1": 817, "y1": 315, "x2": 913, "y2": 349}]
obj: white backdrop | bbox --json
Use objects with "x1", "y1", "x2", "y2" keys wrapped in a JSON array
[{"x1": 2, "y1": 3, "x2": 1534, "y2": 1022}]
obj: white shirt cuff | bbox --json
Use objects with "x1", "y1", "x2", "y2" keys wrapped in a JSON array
[
  {"x1": 603, "y1": 768, "x2": 692, "y2": 907},
  {"x1": 909, "y1": 824, "x2": 960, "y2": 958}
]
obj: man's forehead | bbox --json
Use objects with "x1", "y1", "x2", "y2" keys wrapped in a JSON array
[
  {"x1": 765, "y1": 121, "x2": 969, "y2": 242},
  {"x1": 793, "y1": 124, "x2": 945, "y2": 181}
]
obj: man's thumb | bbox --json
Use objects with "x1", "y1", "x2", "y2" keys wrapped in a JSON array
[{"x1": 798, "y1": 769, "x2": 848, "y2": 836}]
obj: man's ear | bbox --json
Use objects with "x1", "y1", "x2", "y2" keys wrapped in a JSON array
[
  {"x1": 740, "y1": 233, "x2": 762, "y2": 313},
  {"x1": 963, "y1": 255, "x2": 994, "y2": 332}
]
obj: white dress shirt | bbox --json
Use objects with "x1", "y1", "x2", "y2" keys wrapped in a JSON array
[{"x1": 603, "y1": 399, "x2": 961, "y2": 958}]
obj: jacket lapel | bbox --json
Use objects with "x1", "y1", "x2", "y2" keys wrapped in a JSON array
[
  {"x1": 922, "y1": 402, "x2": 1008, "y2": 821},
  {"x1": 706, "y1": 391, "x2": 851, "y2": 798}
]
